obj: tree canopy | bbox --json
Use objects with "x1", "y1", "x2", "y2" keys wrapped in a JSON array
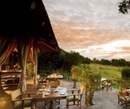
[{"x1": 118, "y1": 0, "x2": 130, "y2": 14}]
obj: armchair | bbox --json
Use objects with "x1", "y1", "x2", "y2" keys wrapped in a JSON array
[
  {"x1": 46, "y1": 79, "x2": 60, "y2": 88},
  {"x1": 101, "y1": 79, "x2": 112, "y2": 91},
  {"x1": 10, "y1": 89, "x2": 35, "y2": 109},
  {"x1": 117, "y1": 91, "x2": 130, "y2": 109},
  {"x1": 66, "y1": 86, "x2": 84, "y2": 109}
]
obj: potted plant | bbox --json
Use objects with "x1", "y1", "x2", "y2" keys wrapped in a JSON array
[
  {"x1": 71, "y1": 64, "x2": 101, "y2": 106},
  {"x1": 71, "y1": 65, "x2": 80, "y2": 88}
]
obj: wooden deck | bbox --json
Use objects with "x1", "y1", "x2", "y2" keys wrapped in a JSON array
[{"x1": 0, "y1": 79, "x2": 127, "y2": 109}]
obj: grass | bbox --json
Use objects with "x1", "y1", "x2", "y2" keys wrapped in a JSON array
[
  {"x1": 88, "y1": 64, "x2": 127, "y2": 89},
  {"x1": 38, "y1": 63, "x2": 127, "y2": 89},
  {"x1": 89, "y1": 64, "x2": 124, "y2": 79},
  {"x1": 59, "y1": 63, "x2": 124, "y2": 82}
]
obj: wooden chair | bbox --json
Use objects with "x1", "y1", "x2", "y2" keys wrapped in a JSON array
[
  {"x1": 10, "y1": 89, "x2": 34, "y2": 109},
  {"x1": 46, "y1": 79, "x2": 60, "y2": 88},
  {"x1": 44, "y1": 80, "x2": 60, "y2": 108},
  {"x1": 37, "y1": 78, "x2": 47, "y2": 89},
  {"x1": 47, "y1": 77, "x2": 59, "y2": 81},
  {"x1": 66, "y1": 86, "x2": 84, "y2": 109},
  {"x1": 38, "y1": 78, "x2": 46, "y2": 85},
  {"x1": 117, "y1": 91, "x2": 130, "y2": 109},
  {"x1": 101, "y1": 79, "x2": 112, "y2": 91}
]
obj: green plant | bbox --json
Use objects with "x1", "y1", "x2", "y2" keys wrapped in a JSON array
[
  {"x1": 121, "y1": 68, "x2": 130, "y2": 80},
  {"x1": 70, "y1": 65, "x2": 80, "y2": 88},
  {"x1": 26, "y1": 63, "x2": 34, "y2": 78},
  {"x1": 121, "y1": 68, "x2": 130, "y2": 89},
  {"x1": 79, "y1": 64, "x2": 101, "y2": 106}
]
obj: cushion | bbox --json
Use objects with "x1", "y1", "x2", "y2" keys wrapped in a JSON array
[
  {"x1": 67, "y1": 95, "x2": 80, "y2": 101},
  {"x1": 13, "y1": 100, "x2": 32, "y2": 109}
]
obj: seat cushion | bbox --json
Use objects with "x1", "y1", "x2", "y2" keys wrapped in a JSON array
[
  {"x1": 14, "y1": 101, "x2": 22, "y2": 109},
  {"x1": 24, "y1": 100, "x2": 32, "y2": 107},
  {"x1": 67, "y1": 95, "x2": 80, "y2": 101},
  {"x1": 119, "y1": 95, "x2": 130, "y2": 103},
  {"x1": 13, "y1": 100, "x2": 32, "y2": 109}
]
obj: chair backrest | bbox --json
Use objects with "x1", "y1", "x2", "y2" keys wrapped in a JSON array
[
  {"x1": 78, "y1": 85, "x2": 84, "y2": 102},
  {"x1": 46, "y1": 80, "x2": 60, "y2": 88},
  {"x1": 67, "y1": 84, "x2": 84, "y2": 95},
  {"x1": 11, "y1": 89, "x2": 21, "y2": 101},
  {"x1": 47, "y1": 77, "x2": 59, "y2": 81},
  {"x1": 79, "y1": 84, "x2": 84, "y2": 94},
  {"x1": 66, "y1": 86, "x2": 84, "y2": 109},
  {"x1": 118, "y1": 91, "x2": 128, "y2": 97}
]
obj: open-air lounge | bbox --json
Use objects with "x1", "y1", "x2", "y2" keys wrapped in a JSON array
[
  {"x1": 1, "y1": 77, "x2": 130, "y2": 109},
  {"x1": 1, "y1": 0, "x2": 130, "y2": 109}
]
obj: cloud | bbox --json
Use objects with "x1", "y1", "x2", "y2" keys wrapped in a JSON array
[
  {"x1": 73, "y1": 40, "x2": 130, "y2": 60},
  {"x1": 43, "y1": 0, "x2": 130, "y2": 61}
]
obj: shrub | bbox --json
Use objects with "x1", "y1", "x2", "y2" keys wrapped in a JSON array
[
  {"x1": 121, "y1": 68, "x2": 130, "y2": 89},
  {"x1": 121, "y1": 68, "x2": 130, "y2": 80}
]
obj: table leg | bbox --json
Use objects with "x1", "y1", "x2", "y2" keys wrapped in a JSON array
[
  {"x1": 44, "y1": 100, "x2": 54, "y2": 109},
  {"x1": 49, "y1": 100, "x2": 53, "y2": 109}
]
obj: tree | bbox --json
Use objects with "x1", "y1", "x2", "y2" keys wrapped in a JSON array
[
  {"x1": 111, "y1": 59, "x2": 126, "y2": 66},
  {"x1": 38, "y1": 52, "x2": 62, "y2": 74},
  {"x1": 79, "y1": 64, "x2": 101, "y2": 106},
  {"x1": 100, "y1": 59, "x2": 111, "y2": 65},
  {"x1": 62, "y1": 51, "x2": 84, "y2": 72},
  {"x1": 118, "y1": 0, "x2": 130, "y2": 14}
]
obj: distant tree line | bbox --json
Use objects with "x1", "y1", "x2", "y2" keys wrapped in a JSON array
[
  {"x1": 93, "y1": 58, "x2": 130, "y2": 66},
  {"x1": 38, "y1": 49, "x2": 91, "y2": 74},
  {"x1": 38, "y1": 49, "x2": 130, "y2": 75}
]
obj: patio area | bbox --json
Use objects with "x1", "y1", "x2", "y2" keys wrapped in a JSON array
[{"x1": 0, "y1": 78, "x2": 127, "y2": 109}]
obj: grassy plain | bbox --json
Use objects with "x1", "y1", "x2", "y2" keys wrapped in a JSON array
[
  {"x1": 89, "y1": 64, "x2": 126, "y2": 89},
  {"x1": 89, "y1": 63, "x2": 124, "y2": 79},
  {"x1": 62, "y1": 63, "x2": 124, "y2": 81}
]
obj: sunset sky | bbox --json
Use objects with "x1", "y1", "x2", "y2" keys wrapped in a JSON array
[{"x1": 42, "y1": 0, "x2": 130, "y2": 61}]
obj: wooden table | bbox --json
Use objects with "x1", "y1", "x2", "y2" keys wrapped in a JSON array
[
  {"x1": 32, "y1": 86, "x2": 67, "y2": 109},
  {"x1": 47, "y1": 74, "x2": 63, "y2": 79}
]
